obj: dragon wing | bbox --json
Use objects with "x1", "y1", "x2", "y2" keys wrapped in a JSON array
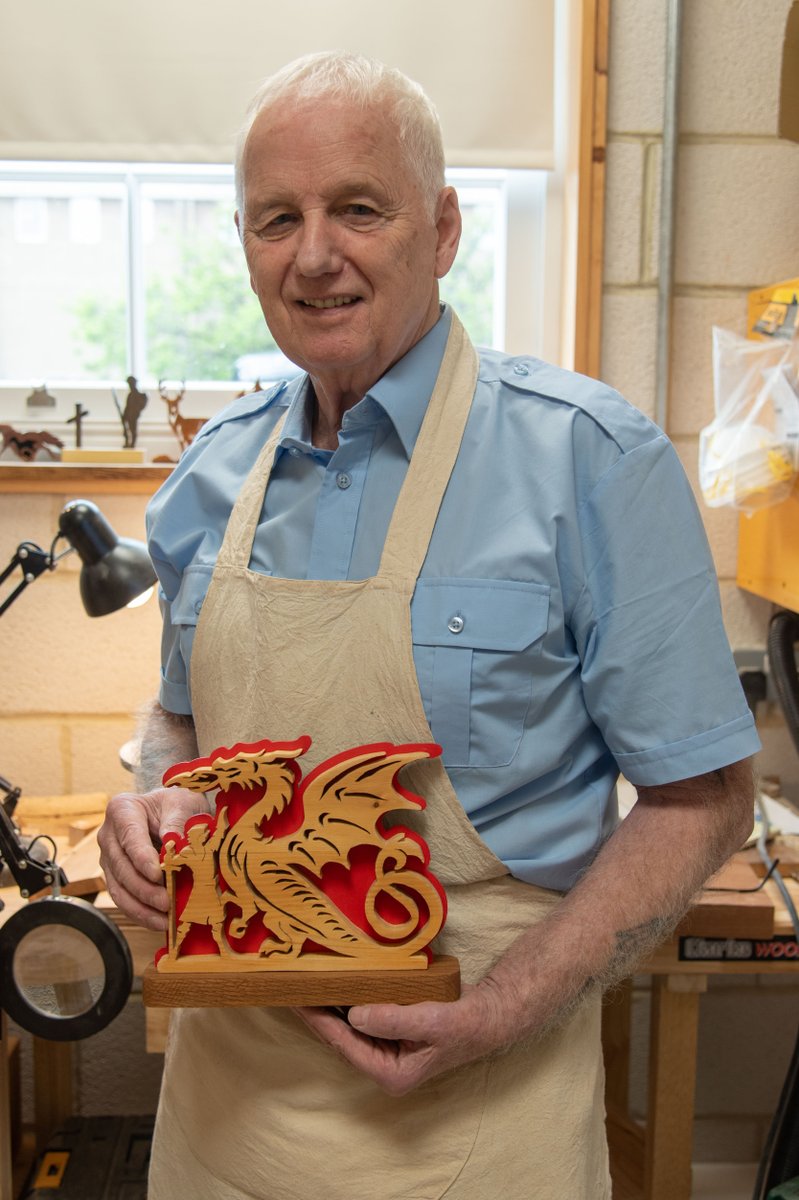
[{"x1": 287, "y1": 743, "x2": 440, "y2": 874}]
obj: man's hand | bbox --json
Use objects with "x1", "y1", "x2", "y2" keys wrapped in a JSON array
[
  {"x1": 97, "y1": 786, "x2": 209, "y2": 930},
  {"x1": 295, "y1": 980, "x2": 516, "y2": 1096}
]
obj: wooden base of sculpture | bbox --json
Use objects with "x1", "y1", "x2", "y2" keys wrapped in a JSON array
[
  {"x1": 143, "y1": 955, "x2": 460, "y2": 1007},
  {"x1": 145, "y1": 737, "x2": 460, "y2": 1006}
]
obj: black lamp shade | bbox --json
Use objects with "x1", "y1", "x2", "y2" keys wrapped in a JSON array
[{"x1": 58, "y1": 500, "x2": 157, "y2": 617}]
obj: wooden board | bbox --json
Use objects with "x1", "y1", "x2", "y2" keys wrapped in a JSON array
[
  {"x1": 676, "y1": 861, "x2": 774, "y2": 938},
  {"x1": 143, "y1": 955, "x2": 460, "y2": 1008}
]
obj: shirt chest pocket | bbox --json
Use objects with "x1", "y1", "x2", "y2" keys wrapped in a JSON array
[{"x1": 411, "y1": 579, "x2": 550, "y2": 768}]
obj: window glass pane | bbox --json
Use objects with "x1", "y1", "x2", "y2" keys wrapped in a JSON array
[
  {"x1": 139, "y1": 180, "x2": 275, "y2": 383},
  {"x1": 440, "y1": 182, "x2": 504, "y2": 350},
  {"x1": 0, "y1": 181, "x2": 127, "y2": 381}
]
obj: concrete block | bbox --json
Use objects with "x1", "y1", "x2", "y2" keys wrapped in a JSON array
[
  {"x1": 603, "y1": 140, "x2": 646, "y2": 286},
  {"x1": 695, "y1": 989, "x2": 799, "y2": 1113},
  {"x1": 68, "y1": 717, "x2": 141, "y2": 796},
  {"x1": 675, "y1": 142, "x2": 799, "y2": 288},
  {"x1": 599, "y1": 288, "x2": 658, "y2": 417},
  {"x1": 607, "y1": 0, "x2": 667, "y2": 134},
  {"x1": 681, "y1": 0, "x2": 793, "y2": 136},
  {"x1": 0, "y1": 573, "x2": 161, "y2": 712},
  {"x1": 670, "y1": 294, "x2": 750, "y2": 436},
  {"x1": 0, "y1": 717, "x2": 67, "y2": 794},
  {"x1": 673, "y1": 438, "x2": 739, "y2": 579}
]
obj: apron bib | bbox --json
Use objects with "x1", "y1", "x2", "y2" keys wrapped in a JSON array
[{"x1": 149, "y1": 315, "x2": 610, "y2": 1199}]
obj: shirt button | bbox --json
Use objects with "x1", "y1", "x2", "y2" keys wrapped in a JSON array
[
  {"x1": 194, "y1": 598, "x2": 203, "y2": 614},
  {"x1": 336, "y1": 472, "x2": 352, "y2": 490},
  {"x1": 289, "y1": 447, "x2": 301, "y2": 457},
  {"x1": 513, "y1": 363, "x2": 529, "y2": 376},
  {"x1": 447, "y1": 614, "x2": 465, "y2": 634}
]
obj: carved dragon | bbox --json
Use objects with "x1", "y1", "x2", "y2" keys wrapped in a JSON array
[{"x1": 160, "y1": 737, "x2": 446, "y2": 966}]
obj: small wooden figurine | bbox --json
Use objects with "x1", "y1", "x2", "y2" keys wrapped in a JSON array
[
  {"x1": 0, "y1": 424, "x2": 63, "y2": 461},
  {"x1": 25, "y1": 384, "x2": 56, "y2": 409},
  {"x1": 144, "y1": 736, "x2": 459, "y2": 1007},
  {"x1": 67, "y1": 403, "x2": 90, "y2": 448},
  {"x1": 158, "y1": 380, "x2": 207, "y2": 453},
  {"x1": 113, "y1": 376, "x2": 148, "y2": 448}
]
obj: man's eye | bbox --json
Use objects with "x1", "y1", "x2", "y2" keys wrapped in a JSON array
[
  {"x1": 260, "y1": 213, "x2": 296, "y2": 236},
  {"x1": 344, "y1": 204, "x2": 378, "y2": 218}
]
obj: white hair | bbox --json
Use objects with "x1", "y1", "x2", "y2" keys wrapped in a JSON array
[{"x1": 234, "y1": 51, "x2": 445, "y2": 217}]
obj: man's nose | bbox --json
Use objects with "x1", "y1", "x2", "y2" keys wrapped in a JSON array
[{"x1": 294, "y1": 214, "x2": 341, "y2": 277}]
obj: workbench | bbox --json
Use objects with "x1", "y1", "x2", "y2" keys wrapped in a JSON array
[
  {"x1": 605, "y1": 841, "x2": 799, "y2": 1200},
  {"x1": 2, "y1": 819, "x2": 798, "y2": 1200}
]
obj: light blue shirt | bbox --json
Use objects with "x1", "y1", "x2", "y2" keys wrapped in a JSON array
[{"x1": 147, "y1": 308, "x2": 759, "y2": 890}]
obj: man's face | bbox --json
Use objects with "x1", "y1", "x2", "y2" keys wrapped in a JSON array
[{"x1": 236, "y1": 97, "x2": 460, "y2": 398}]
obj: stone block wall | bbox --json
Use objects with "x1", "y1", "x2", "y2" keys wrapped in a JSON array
[{"x1": 602, "y1": 0, "x2": 799, "y2": 1162}]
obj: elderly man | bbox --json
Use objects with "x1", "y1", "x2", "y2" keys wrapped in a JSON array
[{"x1": 99, "y1": 51, "x2": 759, "y2": 1199}]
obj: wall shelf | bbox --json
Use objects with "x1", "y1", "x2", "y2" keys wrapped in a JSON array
[{"x1": 0, "y1": 463, "x2": 172, "y2": 495}]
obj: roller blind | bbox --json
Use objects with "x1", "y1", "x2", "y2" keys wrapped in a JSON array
[{"x1": 0, "y1": 0, "x2": 555, "y2": 169}]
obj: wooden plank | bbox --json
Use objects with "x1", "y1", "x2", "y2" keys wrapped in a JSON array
[
  {"x1": 32, "y1": 1039, "x2": 72, "y2": 1153},
  {"x1": 677, "y1": 862, "x2": 774, "y2": 938},
  {"x1": 606, "y1": 1102, "x2": 645, "y2": 1199},
  {"x1": 739, "y1": 835, "x2": 799, "y2": 875},
  {"x1": 145, "y1": 1008, "x2": 171, "y2": 1055},
  {"x1": 644, "y1": 975, "x2": 706, "y2": 1200},
  {"x1": 0, "y1": 463, "x2": 171, "y2": 495},
  {"x1": 574, "y1": 0, "x2": 610, "y2": 378},
  {"x1": 602, "y1": 978, "x2": 632, "y2": 1112},
  {"x1": 143, "y1": 955, "x2": 461, "y2": 1008},
  {"x1": 57, "y1": 827, "x2": 103, "y2": 891}
]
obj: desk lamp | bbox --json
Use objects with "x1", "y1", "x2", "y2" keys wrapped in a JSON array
[{"x1": 0, "y1": 499, "x2": 156, "y2": 1040}]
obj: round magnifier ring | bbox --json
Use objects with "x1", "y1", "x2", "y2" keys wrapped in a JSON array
[{"x1": 0, "y1": 894, "x2": 132, "y2": 1041}]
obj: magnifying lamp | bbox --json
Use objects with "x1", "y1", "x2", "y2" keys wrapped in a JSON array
[{"x1": 0, "y1": 499, "x2": 155, "y2": 1039}]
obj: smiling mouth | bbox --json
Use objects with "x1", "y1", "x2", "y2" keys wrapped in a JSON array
[{"x1": 299, "y1": 296, "x2": 360, "y2": 309}]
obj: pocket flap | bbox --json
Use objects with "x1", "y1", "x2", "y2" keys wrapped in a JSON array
[{"x1": 411, "y1": 579, "x2": 549, "y2": 651}]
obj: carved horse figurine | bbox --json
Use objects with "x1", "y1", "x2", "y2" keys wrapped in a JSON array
[
  {"x1": 0, "y1": 424, "x2": 63, "y2": 461},
  {"x1": 158, "y1": 380, "x2": 207, "y2": 453}
]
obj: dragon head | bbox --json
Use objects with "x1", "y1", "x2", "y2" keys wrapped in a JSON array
[{"x1": 163, "y1": 736, "x2": 311, "y2": 794}]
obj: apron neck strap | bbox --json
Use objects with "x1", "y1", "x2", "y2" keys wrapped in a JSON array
[
  {"x1": 216, "y1": 312, "x2": 479, "y2": 579},
  {"x1": 377, "y1": 313, "x2": 477, "y2": 583}
]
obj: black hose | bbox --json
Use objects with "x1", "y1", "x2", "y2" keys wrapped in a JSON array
[{"x1": 767, "y1": 609, "x2": 799, "y2": 757}]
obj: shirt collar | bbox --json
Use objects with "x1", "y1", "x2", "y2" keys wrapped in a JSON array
[{"x1": 276, "y1": 306, "x2": 452, "y2": 461}]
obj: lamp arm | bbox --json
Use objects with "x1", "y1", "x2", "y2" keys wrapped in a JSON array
[
  {"x1": 0, "y1": 539, "x2": 73, "y2": 619},
  {"x1": 0, "y1": 778, "x2": 67, "y2": 899}
]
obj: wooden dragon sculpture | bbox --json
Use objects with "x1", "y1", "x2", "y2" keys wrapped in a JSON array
[{"x1": 156, "y1": 736, "x2": 447, "y2": 973}]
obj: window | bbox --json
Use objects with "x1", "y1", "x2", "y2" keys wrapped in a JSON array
[{"x1": 0, "y1": 162, "x2": 548, "y2": 388}]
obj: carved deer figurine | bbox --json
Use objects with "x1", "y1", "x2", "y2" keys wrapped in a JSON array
[{"x1": 159, "y1": 380, "x2": 207, "y2": 453}]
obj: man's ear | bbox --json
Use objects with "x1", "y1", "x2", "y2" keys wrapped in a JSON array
[{"x1": 434, "y1": 187, "x2": 462, "y2": 280}]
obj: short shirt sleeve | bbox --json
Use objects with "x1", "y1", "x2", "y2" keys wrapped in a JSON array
[
  {"x1": 570, "y1": 432, "x2": 760, "y2": 785},
  {"x1": 155, "y1": 565, "x2": 215, "y2": 715}
]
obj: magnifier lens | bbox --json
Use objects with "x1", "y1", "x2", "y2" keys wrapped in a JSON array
[
  {"x1": 0, "y1": 895, "x2": 132, "y2": 1039},
  {"x1": 12, "y1": 925, "x2": 105, "y2": 1018}
]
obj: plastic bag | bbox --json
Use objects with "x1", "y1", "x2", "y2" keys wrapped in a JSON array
[{"x1": 699, "y1": 327, "x2": 799, "y2": 513}]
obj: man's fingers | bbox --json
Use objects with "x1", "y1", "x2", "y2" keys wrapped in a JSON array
[{"x1": 347, "y1": 1001, "x2": 443, "y2": 1041}]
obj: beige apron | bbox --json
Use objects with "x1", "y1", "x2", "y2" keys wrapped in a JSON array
[{"x1": 149, "y1": 315, "x2": 611, "y2": 1200}]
